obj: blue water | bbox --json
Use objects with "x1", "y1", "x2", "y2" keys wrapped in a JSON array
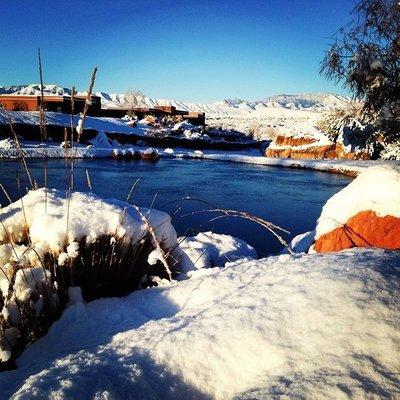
[{"x1": 0, "y1": 158, "x2": 351, "y2": 257}]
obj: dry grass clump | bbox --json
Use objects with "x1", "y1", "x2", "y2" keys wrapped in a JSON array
[{"x1": 0, "y1": 225, "x2": 174, "y2": 370}]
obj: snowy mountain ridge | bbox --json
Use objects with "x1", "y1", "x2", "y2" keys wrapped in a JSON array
[{"x1": 0, "y1": 84, "x2": 350, "y2": 115}]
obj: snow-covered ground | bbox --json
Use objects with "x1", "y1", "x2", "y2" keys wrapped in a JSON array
[{"x1": 1, "y1": 248, "x2": 399, "y2": 399}]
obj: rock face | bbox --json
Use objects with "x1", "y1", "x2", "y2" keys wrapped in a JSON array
[
  {"x1": 265, "y1": 134, "x2": 371, "y2": 160},
  {"x1": 314, "y1": 210, "x2": 400, "y2": 252}
]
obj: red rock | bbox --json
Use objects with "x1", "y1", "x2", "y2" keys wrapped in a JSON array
[
  {"x1": 275, "y1": 135, "x2": 317, "y2": 147},
  {"x1": 265, "y1": 135, "x2": 371, "y2": 160},
  {"x1": 314, "y1": 210, "x2": 400, "y2": 252}
]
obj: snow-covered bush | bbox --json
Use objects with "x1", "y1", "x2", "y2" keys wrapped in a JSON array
[
  {"x1": 316, "y1": 101, "x2": 374, "y2": 141},
  {"x1": 380, "y1": 141, "x2": 400, "y2": 160},
  {"x1": 316, "y1": 101, "x2": 382, "y2": 157},
  {"x1": 0, "y1": 189, "x2": 178, "y2": 369},
  {"x1": 321, "y1": 0, "x2": 400, "y2": 143}
]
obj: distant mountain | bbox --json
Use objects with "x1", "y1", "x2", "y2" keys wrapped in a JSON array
[{"x1": 0, "y1": 84, "x2": 350, "y2": 114}]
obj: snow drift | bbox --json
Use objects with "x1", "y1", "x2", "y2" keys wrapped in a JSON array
[{"x1": 0, "y1": 249, "x2": 399, "y2": 399}]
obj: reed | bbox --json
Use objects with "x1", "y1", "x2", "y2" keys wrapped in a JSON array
[{"x1": 37, "y1": 48, "x2": 47, "y2": 142}]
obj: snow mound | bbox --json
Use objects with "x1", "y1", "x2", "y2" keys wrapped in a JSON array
[
  {"x1": 178, "y1": 232, "x2": 257, "y2": 272},
  {"x1": 0, "y1": 138, "x2": 16, "y2": 151},
  {"x1": 315, "y1": 165, "x2": 400, "y2": 238},
  {"x1": 1, "y1": 248, "x2": 399, "y2": 399},
  {"x1": 173, "y1": 121, "x2": 195, "y2": 131},
  {"x1": 0, "y1": 188, "x2": 177, "y2": 258}
]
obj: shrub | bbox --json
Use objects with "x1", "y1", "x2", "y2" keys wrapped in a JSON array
[{"x1": 0, "y1": 189, "x2": 177, "y2": 370}]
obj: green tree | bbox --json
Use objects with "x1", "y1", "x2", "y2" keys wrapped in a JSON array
[{"x1": 321, "y1": 0, "x2": 400, "y2": 142}]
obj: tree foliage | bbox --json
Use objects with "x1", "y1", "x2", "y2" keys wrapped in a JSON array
[{"x1": 321, "y1": 0, "x2": 400, "y2": 141}]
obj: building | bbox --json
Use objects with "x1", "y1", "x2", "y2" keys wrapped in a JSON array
[{"x1": 0, "y1": 94, "x2": 101, "y2": 115}]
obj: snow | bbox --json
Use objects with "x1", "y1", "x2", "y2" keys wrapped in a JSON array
[
  {"x1": 88, "y1": 131, "x2": 113, "y2": 148},
  {"x1": 0, "y1": 188, "x2": 177, "y2": 258},
  {"x1": 287, "y1": 230, "x2": 315, "y2": 254},
  {"x1": 177, "y1": 232, "x2": 257, "y2": 272},
  {"x1": 0, "y1": 138, "x2": 15, "y2": 151},
  {"x1": 173, "y1": 121, "x2": 194, "y2": 131},
  {"x1": 13, "y1": 267, "x2": 50, "y2": 304},
  {"x1": 381, "y1": 141, "x2": 400, "y2": 160},
  {"x1": 0, "y1": 248, "x2": 399, "y2": 399},
  {"x1": 0, "y1": 110, "x2": 141, "y2": 136},
  {"x1": 143, "y1": 147, "x2": 158, "y2": 155},
  {"x1": 163, "y1": 147, "x2": 174, "y2": 155},
  {"x1": 67, "y1": 287, "x2": 83, "y2": 305},
  {"x1": 315, "y1": 165, "x2": 400, "y2": 238}
]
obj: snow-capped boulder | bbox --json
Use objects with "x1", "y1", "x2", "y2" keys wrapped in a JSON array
[
  {"x1": 141, "y1": 147, "x2": 159, "y2": 161},
  {"x1": 313, "y1": 166, "x2": 400, "y2": 252}
]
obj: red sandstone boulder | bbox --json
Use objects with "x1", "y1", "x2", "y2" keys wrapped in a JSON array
[
  {"x1": 312, "y1": 166, "x2": 400, "y2": 253},
  {"x1": 314, "y1": 210, "x2": 400, "y2": 252}
]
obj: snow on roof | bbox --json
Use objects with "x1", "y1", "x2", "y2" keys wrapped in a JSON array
[{"x1": 315, "y1": 165, "x2": 400, "y2": 238}]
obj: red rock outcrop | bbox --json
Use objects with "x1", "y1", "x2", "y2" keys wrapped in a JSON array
[
  {"x1": 265, "y1": 135, "x2": 371, "y2": 160},
  {"x1": 275, "y1": 136, "x2": 317, "y2": 147},
  {"x1": 314, "y1": 210, "x2": 400, "y2": 252}
]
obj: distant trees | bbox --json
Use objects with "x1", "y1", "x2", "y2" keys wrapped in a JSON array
[{"x1": 321, "y1": 0, "x2": 400, "y2": 142}]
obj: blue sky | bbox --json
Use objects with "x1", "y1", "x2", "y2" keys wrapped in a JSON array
[{"x1": 0, "y1": 0, "x2": 356, "y2": 102}]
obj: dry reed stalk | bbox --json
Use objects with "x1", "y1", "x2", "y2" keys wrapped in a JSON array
[
  {"x1": 0, "y1": 106, "x2": 35, "y2": 189},
  {"x1": 44, "y1": 163, "x2": 48, "y2": 215},
  {"x1": 0, "y1": 219, "x2": 20, "y2": 261},
  {"x1": 132, "y1": 204, "x2": 173, "y2": 280},
  {"x1": 0, "y1": 183, "x2": 12, "y2": 204},
  {"x1": 85, "y1": 169, "x2": 92, "y2": 193},
  {"x1": 37, "y1": 48, "x2": 47, "y2": 142},
  {"x1": 193, "y1": 208, "x2": 292, "y2": 253},
  {"x1": 77, "y1": 67, "x2": 97, "y2": 143},
  {"x1": 69, "y1": 87, "x2": 76, "y2": 191},
  {"x1": 70, "y1": 86, "x2": 75, "y2": 146}
]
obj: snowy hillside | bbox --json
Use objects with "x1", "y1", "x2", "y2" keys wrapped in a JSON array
[{"x1": 0, "y1": 84, "x2": 349, "y2": 115}]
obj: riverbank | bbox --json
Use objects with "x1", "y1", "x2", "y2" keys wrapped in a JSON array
[{"x1": 1, "y1": 140, "x2": 399, "y2": 177}]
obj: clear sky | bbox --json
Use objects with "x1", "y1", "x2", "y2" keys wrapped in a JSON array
[{"x1": 0, "y1": 0, "x2": 356, "y2": 102}]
